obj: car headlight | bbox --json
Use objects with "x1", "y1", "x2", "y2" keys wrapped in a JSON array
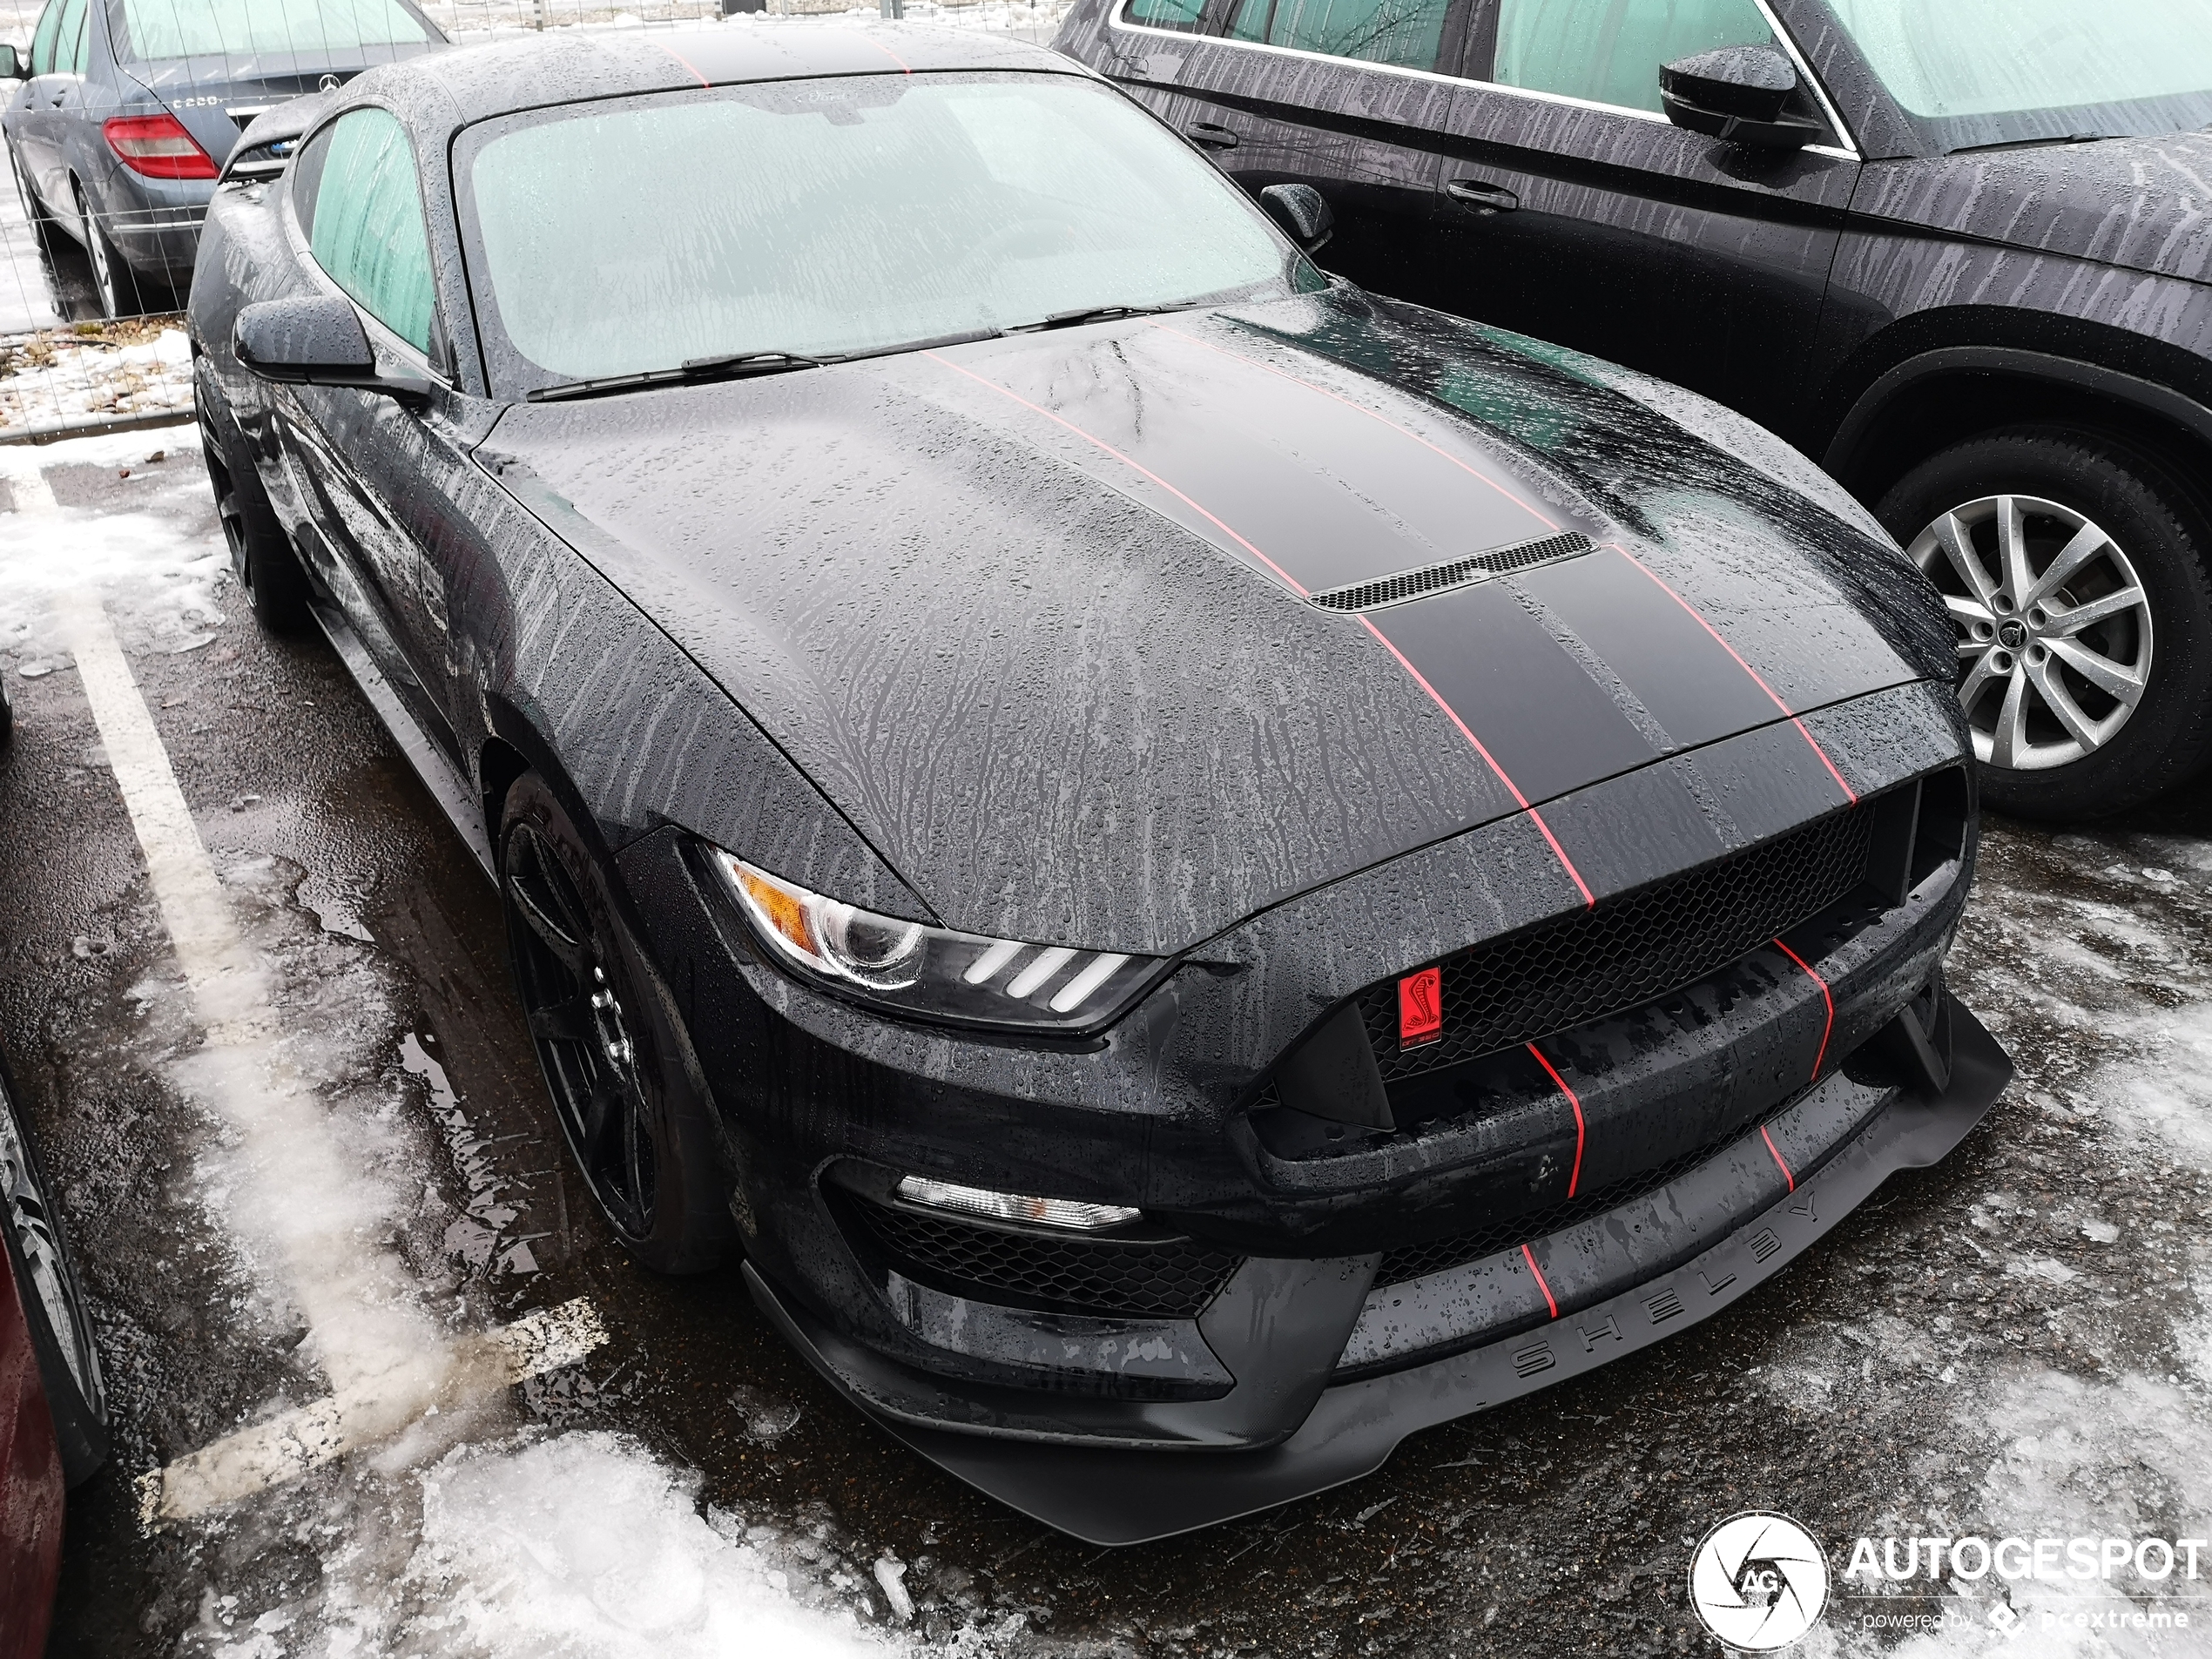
[{"x1": 707, "y1": 850, "x2": 1164, "y2": 1032}]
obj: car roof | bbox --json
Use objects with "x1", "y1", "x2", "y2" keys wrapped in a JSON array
[{"x1": 386, "y1": 24, "x2": 1085, "y2": 129}]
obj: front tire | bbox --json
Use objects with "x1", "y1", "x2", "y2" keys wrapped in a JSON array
[
  {"x1": 500, "y1": 773, "x2": 735, "y2": 1274},
  {"x1": 0, "y1": 1053, "x2": 108, "y2": 1487},
  {"x1": 1878, "y1": 427, "x2": 2212, "y2": 820},
  {"x1": 9, "y1": 145, "x2": 61, "y2": 263},
  {"x1": 198, "y1": 380, "x2": 313, "y2": 632}
]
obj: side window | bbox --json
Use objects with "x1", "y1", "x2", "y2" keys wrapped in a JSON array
[
  {"x1": 1123, "y1": 0, "x2": 1207, "y2": 30},
  {"x1": 1226, "y1": 0, "x2": 1452, "y2": 71},
  {"x1": 43, "y1": 0, "x2": 87, "y2": 75},
  {"x1": 1493, "y1": 0, "x2": 1775, "y2": 113},
  {"x1": 298, "y1": 108, "x2": 436, "y2": 356},
  {"x1": 62, "y1": 0, "x2": 92, "y2": 73},
  {"x1": 29, "y1": 0, "x2": 64, "y2": 75}
]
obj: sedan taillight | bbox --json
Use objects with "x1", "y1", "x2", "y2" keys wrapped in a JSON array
[{"x1": 104, "y1": 114, "x2": 219, "y2": 179}]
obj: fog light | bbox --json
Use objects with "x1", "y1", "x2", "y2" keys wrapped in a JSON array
[{"x1": 895, "y1": 1175, "x2": 1139, "y2": 1232}]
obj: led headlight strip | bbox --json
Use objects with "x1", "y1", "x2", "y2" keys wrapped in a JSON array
[{"x1": 708, "y1": 849, "x2": 1160, "y2": 1030}]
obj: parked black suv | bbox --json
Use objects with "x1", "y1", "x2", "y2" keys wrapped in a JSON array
[{"x1": 1055, "y1": 0, "x2": 2212, "y2": 820}]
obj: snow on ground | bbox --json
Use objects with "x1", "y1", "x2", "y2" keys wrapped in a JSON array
[
  {"x1": 1815, "y1": 832, "x2": 2212, "y2": 1657},
  {"x1": 0, "y1": 425, "x2": 227, "y2": 664},
  {"x1": 0, "y1": 323, "x2": 194, "y2": 439},
  {"x1": 4, "y1": 424, "x2": 928, "y2": 1656}
]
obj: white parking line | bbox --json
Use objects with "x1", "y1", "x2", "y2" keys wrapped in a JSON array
[
  {"x1": 55, "y1": 573, "x2": 601, "y2": 1524},
  {"x1": 137, "y1": 1298, "x2": 607, "y2": 1527}
]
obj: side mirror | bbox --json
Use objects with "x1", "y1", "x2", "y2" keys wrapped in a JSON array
[
  {"x1": 0, "y1": 44, "x2": 26, "y2": 80},
  {"x1": 1660, "y1": 45, "x2": 1824, "y2": 150},
  {"x1": 233, "y1": 294, "x2": 428, "y2": 400},
  {"x1": 1260, "y1": 182, "x2": 1333, "y2": 255}
]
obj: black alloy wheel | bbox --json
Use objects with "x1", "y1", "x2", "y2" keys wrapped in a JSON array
[
  {"x1": 1879, "y1": 426, "x2": 2212, "y2": 821},
  {"x1": 499, "y1": 773, "x2": 734, "y2": 1273},
  {"x1": 0, "y1": 1054, "x2": 108, "y2": 1487},
  {"x1": 196, "y1": 382, "x2": 312, "y2": 631}
]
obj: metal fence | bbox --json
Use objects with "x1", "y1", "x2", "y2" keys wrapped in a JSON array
[{"x1": 0, "y1": 0, "x2": 1070, "y2": 442}]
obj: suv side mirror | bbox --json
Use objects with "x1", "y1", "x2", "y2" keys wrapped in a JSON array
[
  {"x1": 1260, "y1": 182, "x2": 1334, "y2": 255},
  {"x1": 0, "y1": 44, "x2": 26, "y2": 80},
  {"x1": 233, "y1": 295, "x2": 427, "y2": 401},
  {"x1": 1660, "y1": 45, "x2": 1825, "y2": 150}
]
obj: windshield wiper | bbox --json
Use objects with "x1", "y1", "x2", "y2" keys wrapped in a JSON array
[
  {"x1": 1948, "y1": 132, "x2": 2117, "y2": 154},
  {"x1": 1014, "y1": 302, "x2": 1191, "y2": 333},
  {"x1": 526, "y1": 350, "x2": 826, "y2": 403}
]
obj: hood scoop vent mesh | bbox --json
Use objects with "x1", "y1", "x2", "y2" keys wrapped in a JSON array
[{"x1": 1309, "y1": 532, "x2": 1594, "y2": 613}]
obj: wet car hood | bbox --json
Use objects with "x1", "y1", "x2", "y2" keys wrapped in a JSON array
[
  {"x1": 486, "y1": 292, "x2": 1950, "y2": 956},
  {"x1": 1852, "y1": 129, "x2": 2212, "y2": 288}
]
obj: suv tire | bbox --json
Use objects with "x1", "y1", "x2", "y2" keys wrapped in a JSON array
[{"x1": 1878, "y1": 426, "x2": 2212, "y2": 821}]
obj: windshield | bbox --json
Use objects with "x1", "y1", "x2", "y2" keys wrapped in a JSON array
[
  {"x1": 113, "y1": 0, "x2": 433, "y2": 59},
  {"x1": 460, "y1": 72, "x2": 1309, "y2": 393},
  {"x1": 1824, "y1": 0, "x2": 2212, "y2": 150}
]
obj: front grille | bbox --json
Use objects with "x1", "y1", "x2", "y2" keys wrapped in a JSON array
[
  {"x1": 839, "y1": 1195, "x2": 1242, "y2": 1320},
  {"x1": 1308, "y1": 532, "x2": 1593, "y2": 612},
  {"x1": 1373, "y1": 1126, "x2": 1745, "y2": 1287},
  {"x1": 1360, "y1": 804, "x2": 1876, "y2": 1083}
]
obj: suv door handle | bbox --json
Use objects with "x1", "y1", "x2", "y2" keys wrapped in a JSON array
[
  {"x1": 1446, "y1": 177, "x2": 1520, "y2": 213},
  {"x1": 1185, "y1": 121, "x2": 1240, "y2": 151}
]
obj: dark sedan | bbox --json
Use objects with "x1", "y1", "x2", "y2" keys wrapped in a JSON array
[
  {"x1": 1055, "y1": 0, "x2": 2212, "y2": 823},
  {"x1": 188, "y1": 28, "x2": 2008, "y2": 1541},
  {"x1": 3, "y1": 0, "x2": 443, "y2": 317}
]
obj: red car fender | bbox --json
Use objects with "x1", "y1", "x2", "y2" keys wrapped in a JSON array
[{"x1": 0, "y1": 1241, "x2": 62, "y2": 1659}]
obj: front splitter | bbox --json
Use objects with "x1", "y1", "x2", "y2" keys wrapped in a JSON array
[{"x1": 749, "y1": 1004, "x2": 2010, "y2": 1545}]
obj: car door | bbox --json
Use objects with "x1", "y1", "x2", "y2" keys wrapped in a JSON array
[
  {"x1": 13, "y1": 0, "x2": 85, "y2": 212},
  {"x1": 1091, "y1": 0, "x2": 1474, "y2": 303},
  {"x1": 276, "y1": 105, "x2": 468, "y2": 749},
  {"x1": 1426, "y1": 0, "x2": 1857, "y2": 447}
]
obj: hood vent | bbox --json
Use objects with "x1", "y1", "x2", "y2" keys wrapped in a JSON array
[{"x1": 1309, "y1": 531, "x2": 1594, "y2": 613}]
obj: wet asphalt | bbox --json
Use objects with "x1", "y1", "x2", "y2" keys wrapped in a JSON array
[{"x1": 3, "y1": 437, "x2": 2211, "y2": 1657}]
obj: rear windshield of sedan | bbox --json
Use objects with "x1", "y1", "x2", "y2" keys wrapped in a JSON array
[
  {"x1": 460, "y1": 73, "x2": 1306, "y2": 391},
  {"x1": 1826, "y1": 0, "x2": 2212, "y2": 147},
  {"x1": 112, "y1": 0, "x2": 431, "y2": 61}
]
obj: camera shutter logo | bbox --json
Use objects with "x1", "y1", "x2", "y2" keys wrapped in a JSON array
[{"x1": 1689, "y1": 1512, "x2": 1830, "y2": 1651}]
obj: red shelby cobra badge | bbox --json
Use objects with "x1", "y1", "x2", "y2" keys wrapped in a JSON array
[{"x1": 1399, "y1": 967, "x2": 1442, "y2": 1047}]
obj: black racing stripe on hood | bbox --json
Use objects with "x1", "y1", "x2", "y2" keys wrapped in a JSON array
[
  {"x1": 946, "y1": 325, "x2": 1597, "y2": 598},
  {"x1": 923, "y1": 340, "x2": 1602, "y2": 905},
  {"x1": 1366, "y1": 579, "x2": 1660, "y2": 810}
]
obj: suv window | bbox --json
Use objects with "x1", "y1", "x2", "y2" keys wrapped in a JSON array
[
  {"x1": 295, "y1": 109, "x2": 435, "y2": 355},
  {"x1": 1493, "y1": 0, "x2": 1774, "y2": 113},
  {"x1": 28, "y1": 0, "x2": 64, "y2": 75},
  {"x1": 1226, "y1": 0, "x2": 1451, "y2": 71}
]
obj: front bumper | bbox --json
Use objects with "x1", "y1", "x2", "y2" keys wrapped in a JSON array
[
  {"x1": 608, "y1": 679, "x2": 1999, "y2": 1538},
  {"x1": 751, "y1": 1000, "x2": 2008, "y2": 1543}
]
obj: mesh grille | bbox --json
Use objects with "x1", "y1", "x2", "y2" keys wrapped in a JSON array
[
  {"x1": 1363, "y1": 805, "x2": 1876, "y2": 1082},
  {"x1": 839, "y1": 1195, "x2": 1242, "y2": 1320},
  {"x1": 1309, "y1": 532, "x2": 1593, "y2": 613},
  {"x1": 1373, "y1": 1128, "x2": 1743, "y2": 1287}
]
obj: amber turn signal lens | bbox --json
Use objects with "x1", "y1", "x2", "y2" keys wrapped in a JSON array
[{"x1": 732, "y1": 864, "x2": 818, "y2": 959}]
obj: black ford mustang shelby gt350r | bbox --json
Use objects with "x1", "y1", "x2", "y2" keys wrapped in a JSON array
[{"x1": 187, "y1": 27, "x2": 2009, "y2": 1541}]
